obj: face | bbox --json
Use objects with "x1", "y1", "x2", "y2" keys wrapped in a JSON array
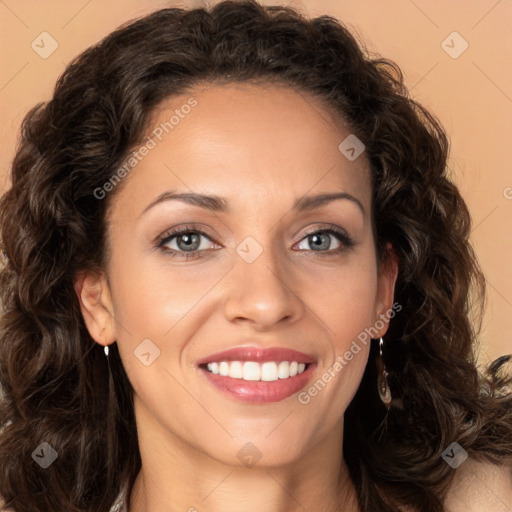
[{"x1": 76, "y1": 82, "x2": 397, "y2": 468}]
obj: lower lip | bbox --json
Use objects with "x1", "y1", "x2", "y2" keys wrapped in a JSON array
[{"x1": 200, "y1": 364, "x2": 316, "y2": 403}]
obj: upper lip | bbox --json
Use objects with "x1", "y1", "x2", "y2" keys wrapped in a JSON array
[{"x1": 197, "y1": 346, "x2": 316, "y2": 365}]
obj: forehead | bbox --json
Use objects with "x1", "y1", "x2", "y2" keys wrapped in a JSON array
[{"x1": 110, "y1": 82, "x2": 371, "y2": 217}]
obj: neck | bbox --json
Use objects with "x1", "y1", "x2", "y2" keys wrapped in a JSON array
[{"x1": 128, "y1": 397, "x2": 360, "y2": 512}]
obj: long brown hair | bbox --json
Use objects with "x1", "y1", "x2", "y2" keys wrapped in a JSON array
[{"x1": 1, "y1": 1, "x2": 511, "y2": 510}]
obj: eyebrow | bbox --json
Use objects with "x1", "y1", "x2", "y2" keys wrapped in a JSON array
[{"x1": 139, "y1": 190, "x2": 365, "y2": 217}]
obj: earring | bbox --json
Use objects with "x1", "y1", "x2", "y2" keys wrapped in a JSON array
[
  {"x1": 104, "y1": 344, "x2": 110, "y2": 358},
  {"x1": 376, "y1": 337, "x2": 392, "y2": 408}
]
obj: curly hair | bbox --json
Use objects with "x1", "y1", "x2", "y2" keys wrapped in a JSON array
[{"x1": 1, "y1": 1, "x2": 511, "y2": 511}]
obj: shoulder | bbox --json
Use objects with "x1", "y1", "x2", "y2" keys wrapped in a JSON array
[{"x1": 443, "y1": 458, "x2": 512, "y2": 512}]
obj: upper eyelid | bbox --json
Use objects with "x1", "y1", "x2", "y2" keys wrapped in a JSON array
[{"x1": 157, "y1": 226, "x2": 219, "y2": 245}]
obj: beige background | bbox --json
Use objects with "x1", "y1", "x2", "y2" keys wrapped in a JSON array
[{"x1": 0, "y1": 0, "x2": 510, "y2": 364}]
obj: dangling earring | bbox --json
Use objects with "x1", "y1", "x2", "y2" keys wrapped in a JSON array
[
  {"x1": 104, "y1": 344, "x2": 110, "y2": 358},
  {"x1": 376, "y1": 337, "x2": 392, "y2": 408}
]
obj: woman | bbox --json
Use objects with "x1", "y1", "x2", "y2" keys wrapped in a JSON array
[{"x1": 0, "y1": 1, "x2": 511, "y2": 511}]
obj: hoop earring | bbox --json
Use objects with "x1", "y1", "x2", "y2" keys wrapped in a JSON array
[{"x1": 377, "y1": 337, "x2": 392, "y2": 408}]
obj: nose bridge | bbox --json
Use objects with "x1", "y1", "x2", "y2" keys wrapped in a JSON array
[{"x1": 223, "y1": 234, "x2": 304, "y2": 328}]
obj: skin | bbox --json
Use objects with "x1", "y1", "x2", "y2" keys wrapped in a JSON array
[{"x1": 75, "y1": 82, "x2": 398, "y2": 512}]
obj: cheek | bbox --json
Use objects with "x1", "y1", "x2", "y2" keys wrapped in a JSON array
[
  {"x1": 107, "y1": 247, "x2": 224, "y2": 340},
  {"x1": 104, "y1": 247, "x2": 227, "y2": 396},
  {"x1": 298, "y1": 331, "x2": 371, "y2": 425},
  {"x1": 307, "y1": 252, "x2": 379, "y2": 351},
  {"x1": 299, "y1": 249, "x2": 377, "y2": 407}
]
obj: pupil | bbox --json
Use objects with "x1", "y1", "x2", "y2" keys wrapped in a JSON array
[
  {"x1": 178, "y1": 233, "x2": 199, "y2": 251},
  {"x1": 310, "y1": 233, "x2": 329, "y2": 251}
]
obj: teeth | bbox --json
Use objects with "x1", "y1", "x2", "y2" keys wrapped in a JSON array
[
  {"x1": 205, "y1": 361, "x2": 307, "y2": 381},
  {"x1": 229, "y1": 361, "x2": 243, "y2": 378},
  {"x1": 261, "y1": 362, "x2": 278, "y2": 381},
  {"x1": 219, "y1": 361, "x2": 229, "y2": 376},
  {"x1": 243, "y1": 362, "x2": 260, "y2": 381},
  {"x1": 208, "y1": 362, "x2": 220, "y2": 375},
  {"x1": 278, "y1": 361, "x2": 290, "y2": 379}
]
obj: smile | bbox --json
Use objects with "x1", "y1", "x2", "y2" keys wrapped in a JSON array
[
  {"x1": 198, "y1": 346, "x2": 316, "y2": 403},
  {"x1": 204, "y1": 361, "x2": 307, "y2": 381}
]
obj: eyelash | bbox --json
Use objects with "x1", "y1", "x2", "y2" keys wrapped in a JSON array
[{"x1": 156, "y1": 224, "x2": 355, "y2": 261}]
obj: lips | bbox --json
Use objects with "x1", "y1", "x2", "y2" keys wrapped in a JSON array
[{"x1": 198, "y1": 346, "x2": 317, "y2": 403}]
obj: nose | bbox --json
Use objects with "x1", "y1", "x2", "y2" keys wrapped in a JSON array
[{"x1": 223, "y1": 240, "x2": 305, "y2": 330}]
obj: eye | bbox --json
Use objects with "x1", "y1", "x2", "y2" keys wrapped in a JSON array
[
  {"x1": 295, "y1": 227, "x2": 354, "y2": 253},
  {"x1": 157, "y1": 225, "x2": 219, "y2": 260},
  {"x1": 156, "y1": 224, "x2": 355, "y2": 261}
]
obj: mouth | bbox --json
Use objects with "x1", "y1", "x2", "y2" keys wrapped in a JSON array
[{"x1": 197, "y1": 347, "x2": 317, "y2": 403}]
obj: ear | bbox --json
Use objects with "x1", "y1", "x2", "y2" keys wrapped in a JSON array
[
  {"x1": 74, "y1": 270, "x2": 117, "y2": 347},
  {"x1": 374, "y1": 242, "x2": 399, "y2": 338}
]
